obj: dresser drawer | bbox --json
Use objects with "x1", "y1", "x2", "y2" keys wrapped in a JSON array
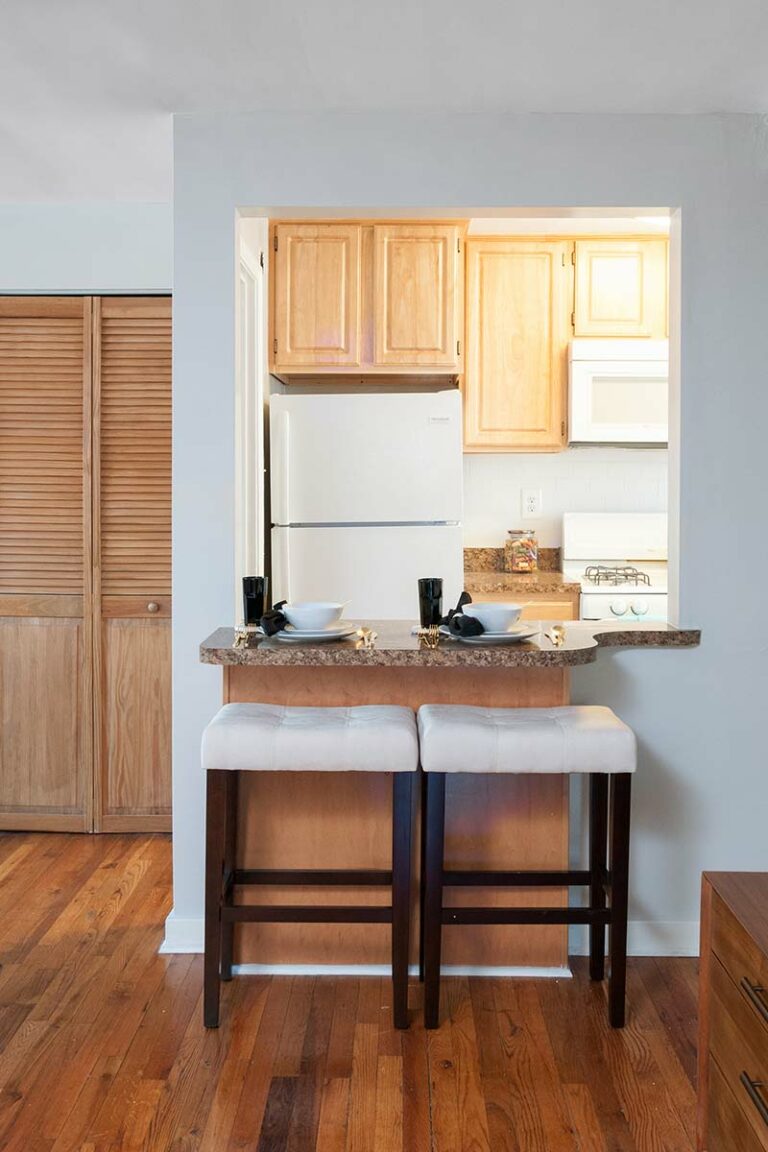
[
  {"x1": 710, "y1": 955, "x2": 768, "y2": 1149},
  {"x1": 708, "y1": 1056, "x2": 767, "y2": 1152},
  {"x1": 712, "y1": 891, "x2": 768, "y2": 1008}
]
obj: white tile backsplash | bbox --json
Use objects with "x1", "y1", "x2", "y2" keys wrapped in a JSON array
[{"x1": 463, "y1": 448, "x2": 668, "y2": 547}]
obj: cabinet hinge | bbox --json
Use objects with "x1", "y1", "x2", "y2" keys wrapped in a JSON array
[
  {"x1": 457, "y1": 237, "x2": 461, "y2": 253},
  {"x1": 273, "y1": 337, "x2": 278, "y2": 355},
  {"x1": 570, "y1": 311, "x2": 575, "y2": 329},
  {"x1": 456, "y1": 339, "x2": 461, "y2": 357},
  {"x1": 273, "y1": 234, "x2": 278, "y2": 252},
  {"x1": 259, "y1": 251, "x2": 265, "y2": 270},
  {"x1": 561, "y1": 420, "x2": 566, "y2": 438},
  {"x1": 571, "y1": 248, "x2": 576, "y2": 266}
]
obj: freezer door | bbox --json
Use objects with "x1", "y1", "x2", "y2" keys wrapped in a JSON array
[
  {"x1": 271, "y1": 525, "x2": 463, "y2": 619},
  {"x1": 270, "y1": 390, "x2": 462, "y2": 525}
]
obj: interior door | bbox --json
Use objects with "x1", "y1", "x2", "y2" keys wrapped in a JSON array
[
  {"x1": 0, "y1": 297, "x2": 92, "y2": 831},
  {"x1": 93, "y1": 297, "x2": 172, "y2": 831},
  {"x1": 373, "y1": 224, "x2": 460, "y2": 369}
]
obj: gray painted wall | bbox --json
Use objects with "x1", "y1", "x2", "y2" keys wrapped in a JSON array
[
  {"x1": 169, "y1": 111, "x2": 768, "y2": 954},
  {"x1": 0, "y1": 203, "x2": 172, "y2": 292}
]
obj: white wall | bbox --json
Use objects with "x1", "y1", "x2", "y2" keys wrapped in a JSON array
[
  {"x1": 169, "y1": 111, "x2": 768, "y2": 958},
  {"x1": 0, "y1": 203, "x2": 172, "y2": 292},
  {"x1": 464, "y1": 449, "x2": 668, "y2": 547}
]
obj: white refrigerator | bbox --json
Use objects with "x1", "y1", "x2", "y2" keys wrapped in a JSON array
[{"x1": 270, "y1": 390, "x2": 464, "y2": 619}]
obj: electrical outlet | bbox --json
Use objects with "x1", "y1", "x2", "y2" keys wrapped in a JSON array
[{"x1": 521, "y1": 488, "x2": 542, "y2": 518}]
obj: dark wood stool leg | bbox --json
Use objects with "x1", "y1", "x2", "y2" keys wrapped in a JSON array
[
  {"x1": 392, "y1": 773, "x2": 414, "y2": 1030},
  {"x1": 423, "y1": 772, "x2": 446, "y2": 1030},
  {"x1": 589, "y1": 773, "x2": 609, "y2": 981},
  {"x1": 204, "y1": 770, "x2": 227, "y2": 1028},
  {"x1": 220, "y1": 771, "x2": 239, "y2": 982},
  {"x1": 418, "y1": 769, "x2": 427, "y2": 983},
  {"x1": 608, "y1": 772, "x2": 632, "y2": 1028}
]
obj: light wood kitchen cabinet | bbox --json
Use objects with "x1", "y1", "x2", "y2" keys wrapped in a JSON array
[
  {"x1": 573, "y1": 238, "x2": 668, "y2": 338},
  {"x1": 373, "y1": 224, "x2": 460, "y2": 369},
  {"x1": 271, "y1": 221, "x2": 463, "y2": 379},
  {"x1": 93, "y1": 298, "x2": 172, "y2": 831},
  {"x1": 272, "y1": 223, "x2": 362, "y2": 370},
  {"x1": 464, "y1": 239, "x2": 570, "y2": 452},
  {"x1": 466, "y1": 588, "x2": 579, "y2": 620},
  {"x1": 0, "y1": 295, "x2": 171, "y2": 833},
  {"x1": 0, "y1": 298, "x2": 92, "y2": 831}
]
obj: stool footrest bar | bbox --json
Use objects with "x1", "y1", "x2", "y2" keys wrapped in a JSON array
[
  {"x1": 222, "y1": 904, "x2": 393, "y2": 924},
  {"x1": 443, "y1": 869, "x2": 592, "y2": 887},
  {"x1": 442, "y1": 906, "x2": 612, "y2": 926},
  {"x1": 234, "y1": 868, "x2": 393, "y2": 887}
]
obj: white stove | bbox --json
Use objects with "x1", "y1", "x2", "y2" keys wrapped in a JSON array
[{"x1": 562, "y1": 513, "x2": 668, "y2": 622}]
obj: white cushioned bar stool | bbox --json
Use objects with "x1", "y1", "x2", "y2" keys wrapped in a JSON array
[
  {"x1": 418, "y1": 704, "x2": 637, "y2": 1030},
  {"x1": 202, "y1": 703, "x2": 419, "y2": 1029}
]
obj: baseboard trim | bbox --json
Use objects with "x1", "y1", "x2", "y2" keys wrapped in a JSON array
[
  {"x1": 232, "y1": 962, "x2": 572, "y2": 978},
  {"x1": 162, "y1": 912, "x2": 701, "y2": 962}
]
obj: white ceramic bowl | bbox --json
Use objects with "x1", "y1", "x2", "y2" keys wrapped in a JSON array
[
  {"x1": 283, "y1": 601, "x2": 345, "y2": 630},
  {"x1": 462, "y1": 601, "x2": 525, "y2": 632}
]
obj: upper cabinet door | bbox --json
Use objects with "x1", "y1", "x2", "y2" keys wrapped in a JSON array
[
  {"x1": 574, "y1": 239, "x2": 668, "y2": 338},
  {"x1": 464, "y1": 240, "x2": 570, "y2": 452},
  {"x1": 373, "y1": 225, "x2": 461, "y2": 369},
  {"x1": 273, "y1": 224, "x2": 362, "y2": 369}
]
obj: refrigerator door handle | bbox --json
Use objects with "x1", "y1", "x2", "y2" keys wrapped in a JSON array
[
  {"x1": 274, "y1": 529, "x2": 291, "y2": 603},
  {"x1": 274, "y1": 409, "x2": 290, "y2": 525}
]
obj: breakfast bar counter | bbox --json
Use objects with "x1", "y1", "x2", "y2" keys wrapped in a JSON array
[{"x1": 200, "y1": 620, "x2": 699, "y2": 973}]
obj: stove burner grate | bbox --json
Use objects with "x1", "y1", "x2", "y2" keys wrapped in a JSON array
[{"x1": 583, "y1": 564, "x2": 652, "y2": 587}]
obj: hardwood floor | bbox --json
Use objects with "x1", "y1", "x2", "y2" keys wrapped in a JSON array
[{"x1": 0, "y1": 833, "x2": 699, "y2": 1151}]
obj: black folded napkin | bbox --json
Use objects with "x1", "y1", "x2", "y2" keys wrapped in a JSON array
[
  {"x1": 440, "y1": 591, "x2": 485, "y2": 637},
  {"x1": 260, "y1": 600, "x2": 288, "y2": 636}
]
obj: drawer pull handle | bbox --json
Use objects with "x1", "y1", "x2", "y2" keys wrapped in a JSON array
[
  {"x1": 741, "y1": 977, "x2": 768, "y2": 1025},
  {"x1": 740, "y1": 1072, "x2": 768, "y2": 1128}
]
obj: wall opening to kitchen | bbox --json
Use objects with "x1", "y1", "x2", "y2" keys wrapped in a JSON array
[{"x1": 235, "y1": 206, "x2": 679, "y2": 626}]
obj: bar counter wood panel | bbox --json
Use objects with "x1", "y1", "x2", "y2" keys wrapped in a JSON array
[{"x1": 224, "y1": 663, "x2": 570, "y2": 970}]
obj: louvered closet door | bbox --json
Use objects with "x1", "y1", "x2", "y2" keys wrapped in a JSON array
[
  {"x1": 0, "y1": 298, "x2": 92, "y2": 831},
  {"x1": 94, "y1": 297, "x2": 171, "y2": 831}
]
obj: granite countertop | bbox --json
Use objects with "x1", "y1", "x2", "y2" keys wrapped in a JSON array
[
  {"x1": 200, "y1": 620, "x2": 700, "y2": 669},
  {"x1": 464, "y1": 569, "x2": 581, "y2": 596}
]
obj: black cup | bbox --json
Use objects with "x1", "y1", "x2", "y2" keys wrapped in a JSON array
[
  {"x1": 418, "y1": 577, "x2": 443, "y2": 627},
  {"x1": 242, "y1": 576, "x2": 269, "y2": 626}
]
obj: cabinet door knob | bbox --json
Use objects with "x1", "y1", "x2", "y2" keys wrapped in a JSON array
[{"x1": 147, "y1": 601, "x2": 160, "y2": 614}]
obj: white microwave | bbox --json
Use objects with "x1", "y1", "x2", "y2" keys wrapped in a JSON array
[{"x1": 568, "y1": 339, "x2": 669, "y2": 445}]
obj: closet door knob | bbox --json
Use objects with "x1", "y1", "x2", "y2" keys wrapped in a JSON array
[{"x1": 147, "y1": 601, "x2": 160, "y2": 614}]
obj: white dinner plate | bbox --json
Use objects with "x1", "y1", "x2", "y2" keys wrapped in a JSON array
[
  {"x1": 454, "y1": 626, "x2": 539, "y2": 646},
  {"x1": 276, "y1": 623, "x2": 356, "y2": 642}
]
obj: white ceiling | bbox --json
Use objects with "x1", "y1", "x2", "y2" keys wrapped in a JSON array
[{"x1": 2, "y1": 0, "x2": 767, "y2": 202}]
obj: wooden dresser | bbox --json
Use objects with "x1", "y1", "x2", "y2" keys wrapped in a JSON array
[{"x1": 699, "y1": 873, "x2": 768, "y2": 1151}]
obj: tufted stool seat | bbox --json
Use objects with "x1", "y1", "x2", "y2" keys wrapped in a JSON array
[
  {"x1": 203, "y1": 703, "x2": 418, "y2": 1030},
  {"x1": 418, "y1": 704, "x2": 636, "y2": 1030}
]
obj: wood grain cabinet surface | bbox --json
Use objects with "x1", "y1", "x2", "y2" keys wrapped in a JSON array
[
  {"x1": 699, "y1": 873, "x2": 768, "y2": 1151},
  {"x1": 271, "y1": 221, "x2": 463, "y2": 379},
  {"x1": 573, "y1": 238, "x2": 668, "y2": 338},
  {"x1": 463, "y1": 239, "x2": 570, "y2": 452},
  {"x1": 0, "y1": 296, "x2": 171, "y2": 832}
]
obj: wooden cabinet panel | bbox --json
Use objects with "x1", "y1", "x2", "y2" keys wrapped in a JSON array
[
  {"x1": 0, "y1": 297, "x2": 92, "y2": 830},
  {"x1": 93, "y1": 297, "x2": 172, "y2": 832},
  {"x1": 0, "y1": 615, "x2": 89, "y2": 830},
  {"x1": 708, "y1": 1057, "x2": 766, "y2": 1152},
  {"x1": 96, "y1": 297, "x2": 171, "y2": 597},
  {"x1": 98, "y1": 616, "x2": 171, "y2": 830},
  {"x1": 574, "y1": 239, "x2": 668, "y2": 338},
  {"x1": 373, "y1": 224, "x2": 460, "y2": 368},
  {"x1": 273, "y1": 224, "x2": 361, "y2": 370},
  {"x1": 466, "y1": 589, "x2": 579, "y2": 620},
  {"x1": 464, "y1": 240, "x2": 570, "y2": 451}
]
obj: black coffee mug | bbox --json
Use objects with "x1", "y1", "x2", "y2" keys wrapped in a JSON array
[
  {"x1": 242, "y1": 576, "x2": 269, "y2": 626},
  {"x1": 418, "y1": 577, "x2": 443, "y2": 627}
]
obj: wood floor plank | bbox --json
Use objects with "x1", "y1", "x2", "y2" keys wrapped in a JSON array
[{"x1": 0, "y1": 835, "x2": 701, "y2": 1152}]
